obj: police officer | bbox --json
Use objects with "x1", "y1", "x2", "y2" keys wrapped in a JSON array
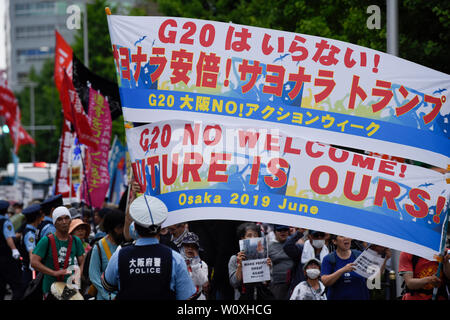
[
  {"x1": 19, "y1": 204, "x2": 44, "y2": 292},
  {"x1": 101, "y1": 195, "x2": 197, "y2": 300},
  {"x1": 0, "y1": 200, "x2": 24, "y2": 300},
  {"x1": 38, "y1": 194, "x2": 63, "y2": 241}
]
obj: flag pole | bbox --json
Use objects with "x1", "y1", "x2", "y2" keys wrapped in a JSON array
[{"x1": 65, "y1": 70, "x2": 94, "y2": 211}]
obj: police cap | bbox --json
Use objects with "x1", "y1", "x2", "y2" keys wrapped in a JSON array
[
  {"x1": 0, "y1": 200, "x2": 9, "y2": 214},
  {"x1": 23, "y1": 204, "x2": 41, "y2": 216},
  {"x1": 41, "y1": 194, "x2": 63, "y2": 213},
  {"x1": 129, "y1": 195, "x2": 168, "y2": 228}
]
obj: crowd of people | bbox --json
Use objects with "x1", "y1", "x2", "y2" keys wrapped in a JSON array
[{"x1": 0, "y1": 182, "x2": 449, "y2": 301}]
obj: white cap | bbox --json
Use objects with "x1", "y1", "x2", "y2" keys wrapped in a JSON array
[
  {"x1": 129, "y1": 195, "x2": 168, "y2": 228},
  {"x1": 52, "y1": 206, "x2": 72, "y2": 224}
]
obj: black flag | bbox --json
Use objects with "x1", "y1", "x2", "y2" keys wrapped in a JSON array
[{"x1": 72, "y1": 54, "x2": 122, "y2": 120}]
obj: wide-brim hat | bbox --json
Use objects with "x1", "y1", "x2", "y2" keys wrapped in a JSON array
[
  {"x1": 50, "y1": 282, "x2": 84, "y2": 300},
  {"x1": 69, "y1": 218, "x2": 91, "y2": 236},
  {"x1": 129, "y1": 195, "x2": 168, "y2": 228}
]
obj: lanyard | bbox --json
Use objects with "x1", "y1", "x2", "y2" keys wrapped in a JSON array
[{"x1": 306, "y1": 282, "x2": 322, "y2": 300}]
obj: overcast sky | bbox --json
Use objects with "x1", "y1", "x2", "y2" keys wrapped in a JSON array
[{"x1": 0, "y1": 1, "x2": 6, "y2": 70}]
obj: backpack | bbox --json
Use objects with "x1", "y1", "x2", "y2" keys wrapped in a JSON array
[
  {"x1": 22, "y1": 233, "x2": 73, "y2": 300},
  {"x1": 82, "y1": 241, "x2": 99, "y2": 297},
  {"x1": 327, "y1": 249, "x2": 361, "y2": 269},
  {"x1": 37, "y1": 219, "x2": 52, "y2": 242},
  {"x1": 324, "y1": 249, "x2": 360, "y2": 297},
  {"x1": 82, "y1": 238, "x2": 113, "y2": 298}
]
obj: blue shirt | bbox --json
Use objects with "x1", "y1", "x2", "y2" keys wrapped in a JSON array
[
  {"x1": 40, "y1": 216, "x2": 55, "y2": 239},
  {"x1": 104, "y1": 237, "x2": 196, "y2": 300},
  {"x1": 321, "y1": 251, "x2": 369, "y2": 300},
  {"x1": 23, "y1": 224, "x2": 38, "y2": 252},
  {"x1": 89, "y1": 237, "x2": 118, "y2": 300},
  {"x1": 1, "y1": 214, "x2": 15, "y2": 239}
]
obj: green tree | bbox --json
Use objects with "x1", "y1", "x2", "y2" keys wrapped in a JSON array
[
  {"x1": 13, "y1": 0, "x2": 144, "y2": 164},
  {"x1": 153, "y1": 0, "x2": 449, "y2": 74},
  {"x1": 15, "y1": 62, "x2": 61, "y2": 163}
]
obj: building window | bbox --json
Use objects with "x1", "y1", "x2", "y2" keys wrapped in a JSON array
[
  {"x1": 17, "y1": 72, "x2": 30, "y2": 83},
  {"x1": 16, "y1": 25, "x2": 56, "y2": 39},
  {"x1": 16, "y1": 47, "x2": 55, "y2": 63},
  {"x1": 15, "y1": 1, "x2": 56, "y2": 17}
]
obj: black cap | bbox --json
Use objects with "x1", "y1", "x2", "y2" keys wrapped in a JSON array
[
  {"x1": 274, "y1": 224, "x2": 290, "y2": 231},
  {"x1": 309, "y1": 230, "x2": 325, "y2": 237}
]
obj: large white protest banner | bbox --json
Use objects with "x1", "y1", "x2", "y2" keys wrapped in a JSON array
[
  {"x1": 126, "y1": 120, "x2": 449, "y2": 260},
  {"x1": 107, "y1": 15, "x2": 450, "y2": 168}
]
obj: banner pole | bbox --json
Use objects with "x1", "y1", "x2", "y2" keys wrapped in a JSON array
[{"x1": 66, "y1": 70, "x2": 94, "y2": 211}]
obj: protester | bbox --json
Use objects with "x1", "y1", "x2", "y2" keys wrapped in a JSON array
[
  {"x1": 88, "y1": 209, "x2": 124, "y2": 300},
  {"x1": 0, "y1": 200, "x2": 24, "y2": 300},
  {"x1": 268, "y1": 224, "x2": 294, "y2": 299},
  {"x1": 91, "y1": 208, "x2": 107, "y2": 243},
  {"x1": 69, "y1": 218, "x2": 92, "y2": 254},
  {"x1": 320, "y1": 235, "x2": 369, "y2": 300},
  {"x1": 159, "y1": 227, "x2": 174, "y2": 247},
  {"x1": 180, "y1": 232, "x2": 209, "y2": 300},
  {"x1": 10, "y1": 202, "x2": 25, "y2": 233},
  {"x1": 102, "y1": 194, "x2": 197, "y2": 300},
  {"x1": 168, "y1": 222, "x2": 189, "y2": 252},
  {"x1": 399, "y1": 249, "x2": 450, "y2": 300},
  {"x1": 31, "y1": 206, "x2": 85, "y2": 300},
  {"x1": 189, "y1": 219, "x2": 242, "y2": 300},
  {"x1": 283, "y1": 228, "x2": 328, "y2": 295},
  {"x1": 38, "y1": 194, "x2": 63, "y2": 241},
  {"x1": 290, "y1": 258, "x2": 327, "y2": 300},
  {"x1": 228, "y1": 222, "x2": 273, "y2": 300},
  {"x1": 18, "y1": 204, "x2": 44, "y2": 297}
]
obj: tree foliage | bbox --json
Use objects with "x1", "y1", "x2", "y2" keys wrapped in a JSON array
[
  {"x1": 154, "y1": 0, "x2": 449, "y2": 74},
  {"x1": 13, "y1": 0, "x2": 139, "y2": 164}
]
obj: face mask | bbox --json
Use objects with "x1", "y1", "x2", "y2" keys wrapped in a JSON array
[
  {"x1": 312, "y1": 239, "x2": 325, "y2": 249},
  {"x1": 306, "y1": 269, "x2": 321, "y2": 279}
]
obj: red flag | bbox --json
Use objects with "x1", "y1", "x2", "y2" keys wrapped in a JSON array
[
  {"x1": 81, "y1": 88, "x2": 112, "y2": 208},
  {"x1": 10, "y1": 124, "x2": 36, "y2": 154},
  {"x1": 60, "y1": 72, "x2": 97, "y2": 149},
  {"x1": 0, "y1": 82, "x2": 19, "y2": 126},
  {"x1": 54, "y1": 30, "x2": 73, "y2": 92}
]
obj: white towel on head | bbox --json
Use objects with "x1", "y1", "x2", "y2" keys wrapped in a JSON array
[
  {"x1": 301, "y1": 240, "x2": 329, "y2": 264},
  {"x1": 52, "y1": 206, "x2": 71, "y2": 224}
]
